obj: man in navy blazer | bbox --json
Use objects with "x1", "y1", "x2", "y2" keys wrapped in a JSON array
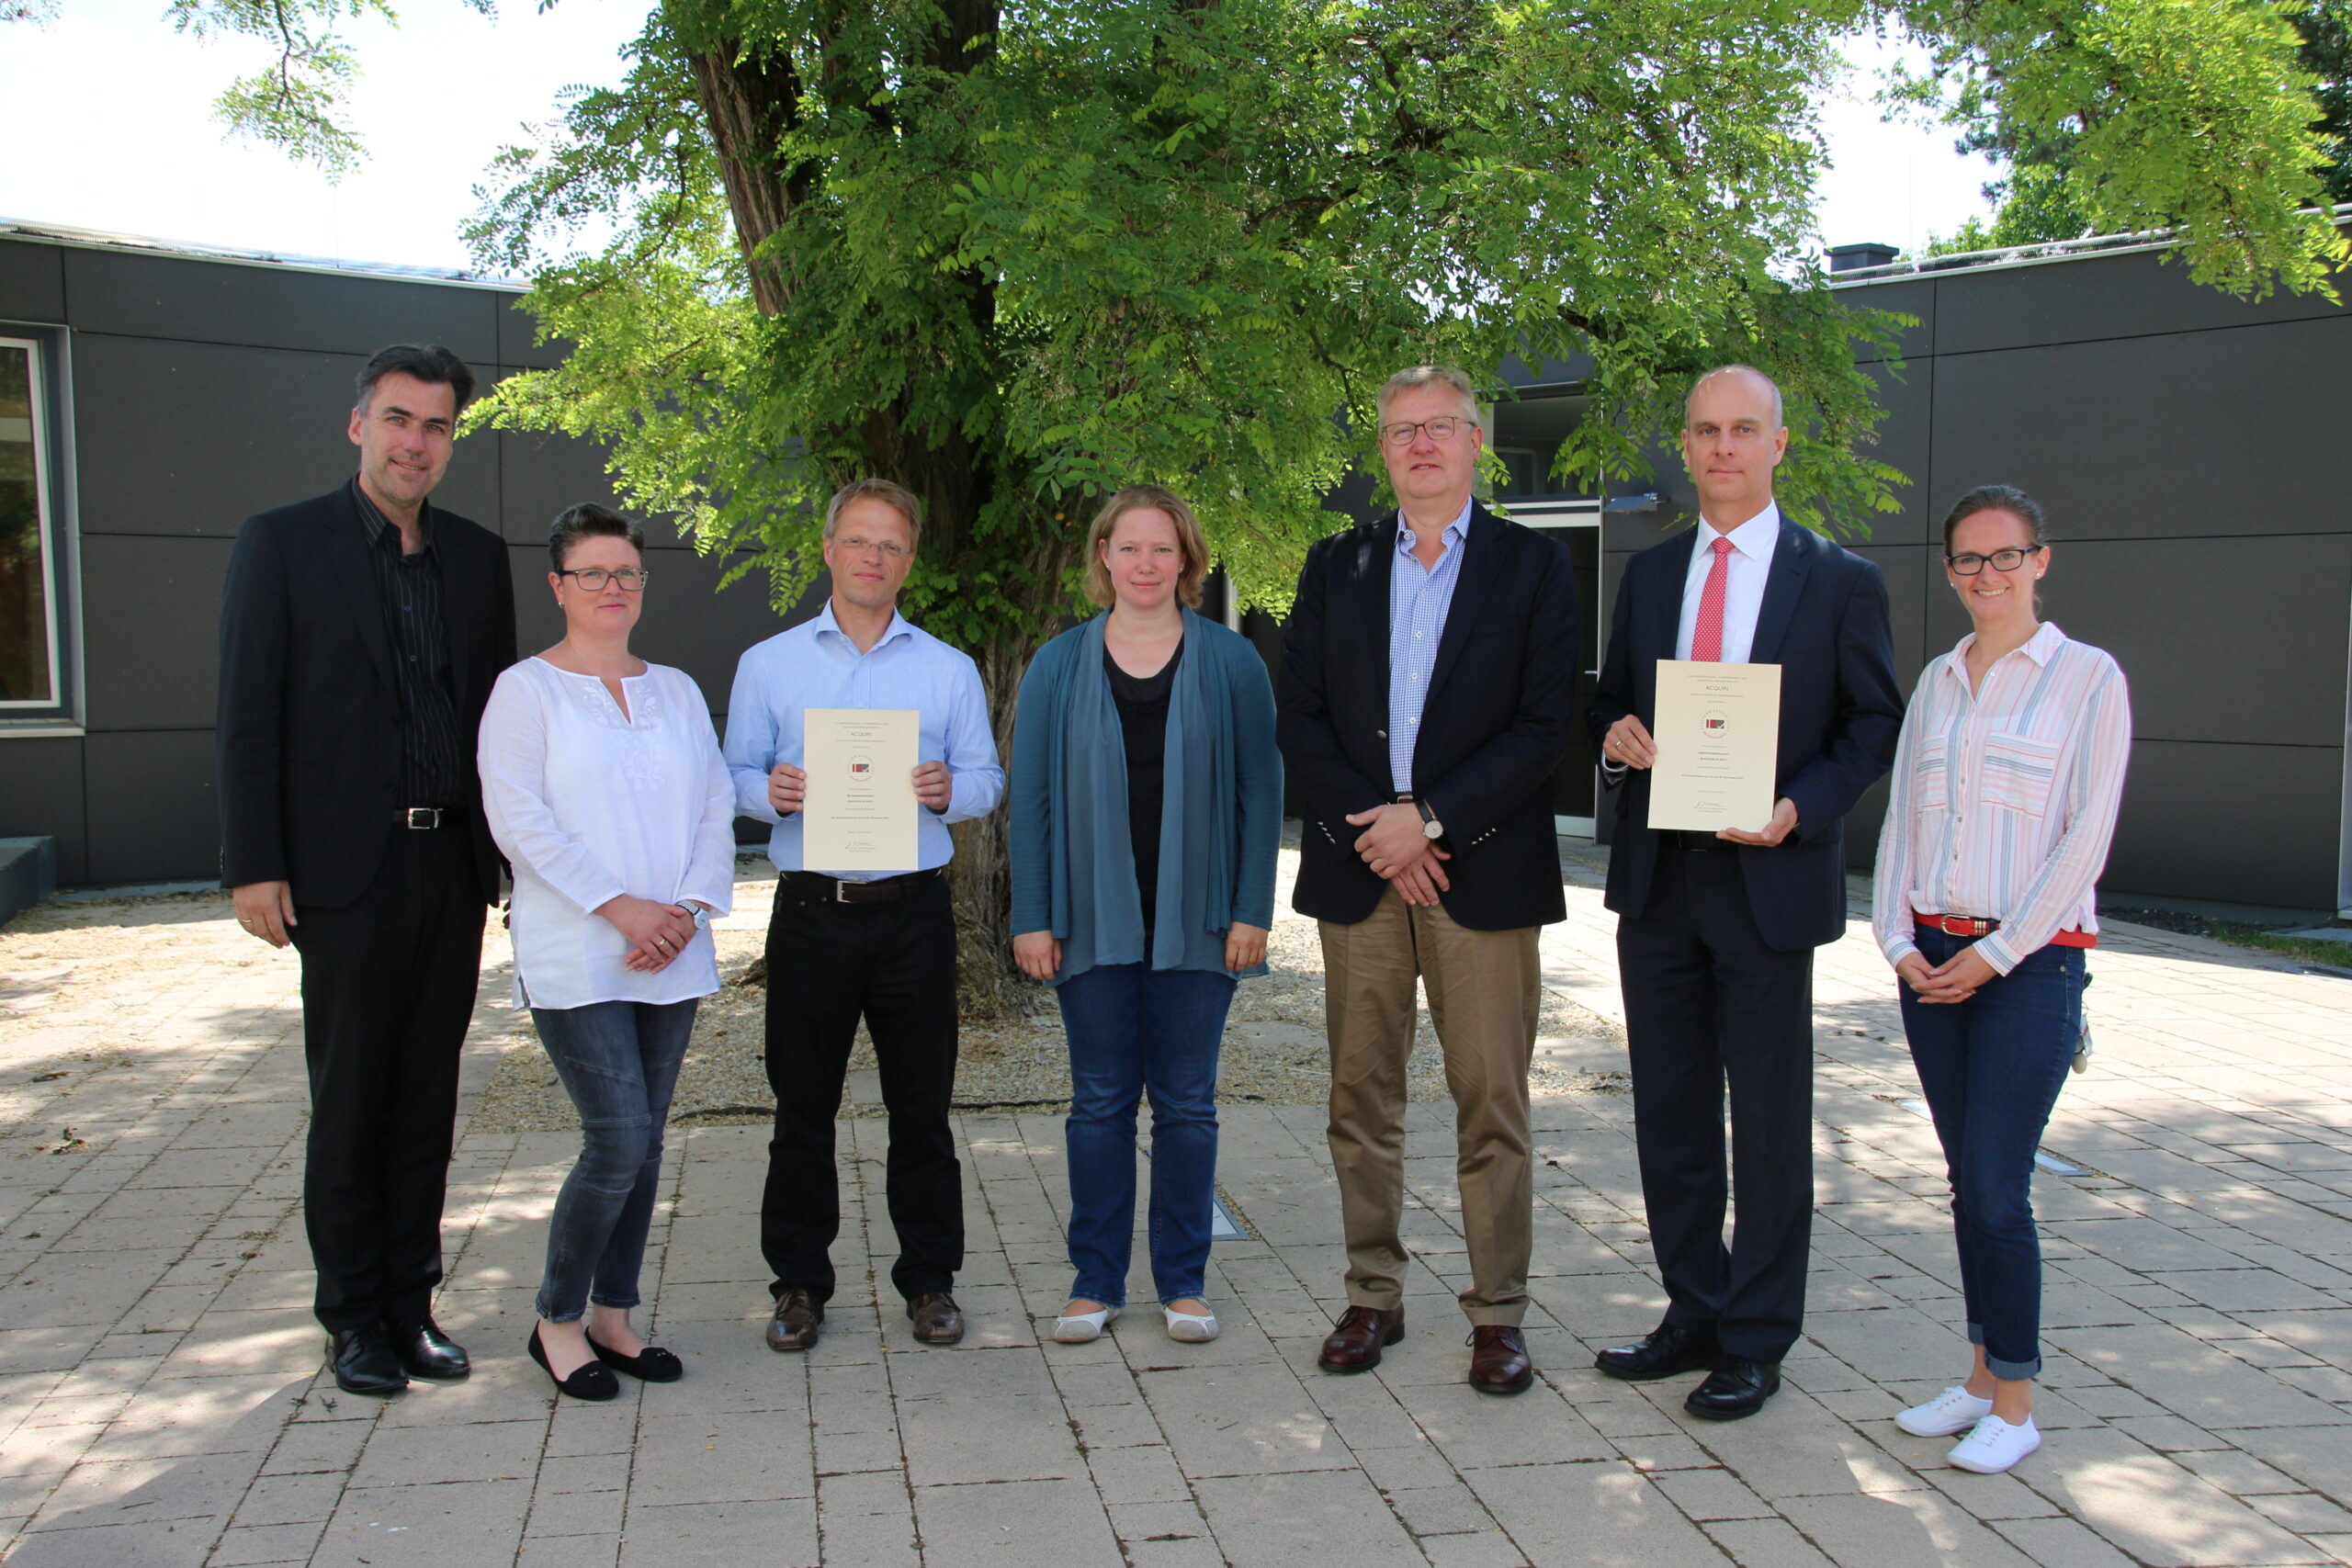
[
  {"x1": 1585, "y1": 365, "x2": 1900, "y2": 1419},
  {"x1": 1278, "y1": 366, "x2": 1579, "y2": 1395}
]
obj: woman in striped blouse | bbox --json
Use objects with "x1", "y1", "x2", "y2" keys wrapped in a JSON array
[{"x1": 1871, "y1": 484, "x2": 2131, "y2": 1475}]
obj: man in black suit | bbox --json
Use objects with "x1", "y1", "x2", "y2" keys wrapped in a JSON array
[
  {"x1": 217, "y1": 344, "x2": 516, "y2": 1395},
  {"x1": 1277, "y1": 366, "x2": 1579, "y2": 1394},
  {"x1": 1586, "y1": 365, "x2": 1900, "y2": 1419}
]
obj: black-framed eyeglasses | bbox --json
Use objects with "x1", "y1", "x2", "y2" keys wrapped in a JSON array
[
  {"x1": 1378, "y1": 417, "x2": 1474, "y2": 446},
  {"x1": 560, "y1": 567, "x2": 650, "y2": 591},
  {"x1": 1944, "y1": 546, "x2": 2042, "y2": 576}
]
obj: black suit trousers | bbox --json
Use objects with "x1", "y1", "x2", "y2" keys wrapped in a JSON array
[
  {"x1": 1617, "y1": 843, "x2": 1815, "y2": 1363},
  {"x1": 761, "y1": 875, "x2": 964, "y2": 1304},
  {"x1": 288, "y1": 827, "x2": 485, "y2": 1332}
]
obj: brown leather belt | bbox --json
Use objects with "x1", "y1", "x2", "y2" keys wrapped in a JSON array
[
  {"x1": 1915, "y1": 911, "x2": 2097, "y2": 949},
  {"x1": 782, "y1": 868, "x2": 940, "y2": 905}
]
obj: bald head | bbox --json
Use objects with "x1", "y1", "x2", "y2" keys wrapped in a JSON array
[
  {"x1": 1681, "y1": 364, "x2": 1789, "y2": 526},
  {"x1": 1686, "y1": 365, "x2": 1784, "y2": 429}
]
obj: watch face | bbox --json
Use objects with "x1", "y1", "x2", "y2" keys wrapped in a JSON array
[{"x1": 1424, "y1": 820, "x2": 1444, "y2": 839}]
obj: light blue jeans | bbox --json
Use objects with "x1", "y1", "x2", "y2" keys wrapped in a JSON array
[{"x1": 530, "y1": 998, "x2": 697, "y2": 1322}]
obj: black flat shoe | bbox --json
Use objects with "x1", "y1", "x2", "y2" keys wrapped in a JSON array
[
  {"x1": 385, "y1": 1315, "x2": 471, "y2": 1381},
  {"x1": 1594, "y1": 1322, "x2": 1719, "y2": 1382},
  {"x1": 328, "y1": 1325, "x2": 408, "y2": 1397},
  {"x1": 1685, "y1": 1355, "x2": 1781, "y2": 1421},
  {"x1": 528, "y1": 1324, "x2": 621, "y2": 1402},
  {"x1": 585, "y1": 1332, "x2": 684, "y2": 1383}
]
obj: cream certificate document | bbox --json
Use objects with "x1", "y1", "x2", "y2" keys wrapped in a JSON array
[
  {"x1": 1646, "y1": 660, "x2": 1781, "y2": 833},
  {"x1": 801, "y1": 708, "x2": 920, "y2": 871}
]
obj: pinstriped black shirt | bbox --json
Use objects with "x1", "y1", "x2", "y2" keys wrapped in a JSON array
[{"x1": 350, "y1": 478, "x2": 464, "y2": 807}]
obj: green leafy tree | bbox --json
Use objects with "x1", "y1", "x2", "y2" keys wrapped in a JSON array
[
  {"x1": 457, "y1": 0, "x2": 2342, "y2": 998},
  {"x1": 1911, "y1": 0, "x2": 2352, "y2": 255}
]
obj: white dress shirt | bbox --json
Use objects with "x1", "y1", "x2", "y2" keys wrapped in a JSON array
[
  {"x1": 722, "y1": 603, "x2": 1005, "y2": 879},
  {"x1": 1674, "y1": 502, "x2": 1781, "y2": 662},
  {"x1": 480, "y1": 658, "x2": 739, "y2": 1010}
]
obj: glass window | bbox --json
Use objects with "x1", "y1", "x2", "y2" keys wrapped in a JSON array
[{"x1": 0, "y1": 337, "x2": 60, "y2": 707}]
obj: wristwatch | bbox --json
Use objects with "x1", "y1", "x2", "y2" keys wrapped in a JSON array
[
  {"x1": 687, "y1": 904, "x2": 713, "y2": 931},
  {"x1": 1415, "y1": 798, "x2": 1444, "y2": 840}
]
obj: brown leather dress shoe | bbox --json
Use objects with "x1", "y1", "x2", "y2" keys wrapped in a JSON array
[
  {"x1": 765, "y1": 1288, "x2": 823, "y2": 1352},
  {"x1": 1466, "y1": 1325, "x2": 1535, "y2": 1395},
  {"x1": 1317, "y1": 1305, "x2": 1404, "y2": 1373},
  {"x1": 908, "y1": 1292, "x2": 965, "y2": 1346}
]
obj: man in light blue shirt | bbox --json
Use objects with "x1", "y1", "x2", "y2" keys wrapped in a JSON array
[{"x1": 722, "y1": 479, "x2": 1004, "y2": 1355}]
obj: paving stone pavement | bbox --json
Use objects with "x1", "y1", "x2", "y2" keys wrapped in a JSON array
[{"x1": 3, "y1": 847, "x2": 2350, "y2": 1567}]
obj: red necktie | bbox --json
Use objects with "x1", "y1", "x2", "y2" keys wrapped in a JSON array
[{"x1": 1690, "y1": 536, "x2": 1735, "y2": 662}]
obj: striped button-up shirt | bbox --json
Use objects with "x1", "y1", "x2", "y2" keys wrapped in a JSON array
[
  {"x1": 351, "y1": 478, "x2": 466, "y2": 807},
  {"x1": 1871, "y1": 622, "x2": 2132, "y2": 975},
  {"x1": 1387, "y1": 498, "x2": 1472, "y2": 794}
]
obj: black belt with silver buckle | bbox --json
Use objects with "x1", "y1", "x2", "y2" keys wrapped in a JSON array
[
  {"x1": 782, "y1": 868, "x2": 940, "y2": 905},
  {"x1": 1660, "y1": 829, "x2": 1724, "y2": 852},
  {"x1": 402, "y1": 807, "x2": 452, "y2": 830}
]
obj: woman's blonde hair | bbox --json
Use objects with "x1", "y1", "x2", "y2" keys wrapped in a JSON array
[{"x1": 1082, "y1": 485, "x2": 1211, "y2": 609}]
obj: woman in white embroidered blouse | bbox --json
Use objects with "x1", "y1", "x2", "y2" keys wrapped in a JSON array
[
  {"x1": 1871, "y1": 485, "x2": 2131, "y2": 1475},
  {"x1": 479, "y1": 504, "x2": 736, "y2": 1401}
]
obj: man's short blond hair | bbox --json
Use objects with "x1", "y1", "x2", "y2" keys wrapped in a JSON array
[
  {"x1": 1685, "y1": 365, "x2": 1785, "y2": 429},
  {"x1": 1374, "y1": 365, "x2": 1485, "y2": 429},
  {"x1": 824, "y1": 478, "x2": 923, "y2": 548},
  {"x1": 1082, "y1": 485, "x2": 1212, "y2": 610}
]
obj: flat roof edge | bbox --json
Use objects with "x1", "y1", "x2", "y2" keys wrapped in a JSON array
[
  {"x1": 0, "y1": 218, "x2": 528, "y2": 294},
  {"x1": 1827, "y1": 205, "x2": 2352, "y2": 288}
]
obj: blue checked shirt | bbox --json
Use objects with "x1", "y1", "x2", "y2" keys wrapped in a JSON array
[{"x1": 1387, "y1": 498, "x2": 1474, "y2": 794}]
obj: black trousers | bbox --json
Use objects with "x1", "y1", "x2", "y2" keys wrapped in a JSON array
[
  {"x1": 761, "y1": 874, "x2": 963, "y2": 1304},
  {"x1": 1616, "y1": 842, "x2": 1816, "y2": 1363},
  {"x1": 288, "y1": 827, "x2": 485, "y2": 1333}
]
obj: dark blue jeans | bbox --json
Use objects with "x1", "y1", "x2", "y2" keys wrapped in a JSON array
[
  {"x1": 1899, "y1": 927, "x2": 2086, "y2": 1380},
  {"x1": 530, "y1": 998, "x2": 698, "y2": 1322},
  {"x1": 1057, "y1": 963, "x2": 1236, "y2": 1306}
]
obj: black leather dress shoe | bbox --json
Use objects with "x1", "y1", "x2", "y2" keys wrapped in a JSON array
[
  {"x1": 1594, "y1": 1322, "x2": 1719, "y2": 1382},
  {"x1": 385, "y1": 1316, "x2": 470, "y2": 1381},
  {"x1": 328, "y1": 1326, "x2": 409, "y2": 1397},
  {"x1": 1684, "y1": 1355, "x2": 1781, "y2": 1420},
  {"x1": 766, "y1": 1288, "x2": 824, "y2": 1352},
  {"x1": 908, "y1": 1292, "x2": 966, "y2": 1346}
]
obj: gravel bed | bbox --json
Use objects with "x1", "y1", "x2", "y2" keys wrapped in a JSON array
[{"x1": 471, "y1": 840, "x2": 1627, "y2": 1134}]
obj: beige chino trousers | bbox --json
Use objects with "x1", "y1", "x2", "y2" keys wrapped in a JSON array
[{"x1": 1321, "y1": 886, "x2": 1541, "y2": 1325}]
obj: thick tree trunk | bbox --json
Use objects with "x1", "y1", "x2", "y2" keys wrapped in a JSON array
[{"x1": 947, "y1": 634, "x2": 1037, "y2": 1020}]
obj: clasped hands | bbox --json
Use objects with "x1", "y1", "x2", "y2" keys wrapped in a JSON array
[
  {"x1": 597, "y1": 896, "x2": 703, "y2": 973},
  {"x1": 1600, "y1": 715, "x2": 1800, "y2": 848},
  {"x1": 768, "y1": 760, "x2": 954, "y2": 815},
  {"x1": 1345, "y1": 803, "x2": 1450, "y2": 907},
  {"x1": 1894, "y1": 947, "x2": 1997, "y2": 1006}
]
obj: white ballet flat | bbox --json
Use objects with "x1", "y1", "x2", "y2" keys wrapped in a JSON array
[
  {"x1": 1948, "y1": 1414, "x2": 2041, "y2": 1474},
  {"x1": 1895, "y1": 1385, "x2": 1995, "y2": 1438},
  {"x1": 1163, "y1": 1305, "x2": 1218, "y2": 1343},
  {"x1": 1052, "y1": 1303, "x2": 1118, "y2": 1344}
]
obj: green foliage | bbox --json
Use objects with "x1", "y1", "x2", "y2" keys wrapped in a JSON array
[{"x1": 1894, "y1": 0, "x2": 2349, "y2": 293}]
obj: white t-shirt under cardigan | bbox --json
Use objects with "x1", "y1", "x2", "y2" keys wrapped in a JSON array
[{"x1": 480, "y1": 657, "x2": 738, "y2": 1010}]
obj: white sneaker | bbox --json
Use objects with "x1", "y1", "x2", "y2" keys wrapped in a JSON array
[
  {"x1": 1164, "y1": 1305, "x2": 1218, "y2": 1343},
  {"x1": 1947, "y1": 1414, "x2": 2041, "y2": 1474},
  {"x1": 1052, "y1": 1303, "x2": 1118, "y2": 1344},
  {"x1": 1894, "y1": 1385, "x2": 1995, "y2": 1438}
]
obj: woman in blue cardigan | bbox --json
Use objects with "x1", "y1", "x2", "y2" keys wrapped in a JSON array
[{"x1": 1011, "y1": 485, "x2": 1282, "y2": 1347}]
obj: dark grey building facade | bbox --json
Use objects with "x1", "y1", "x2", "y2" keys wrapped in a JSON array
[
  {"x1": 1487, "y1": 233, "x2": 2352, "y2": 916},
  {"x1": 0, "y1": 222, "x2": 786, "y2": 888}
]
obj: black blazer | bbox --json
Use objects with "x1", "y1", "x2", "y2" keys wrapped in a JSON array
[
  {"x1": 217, "y1": 484, "x2": 516, "y2": 909},
  {"x1": 1277, "y1": 502, "x2": 1579, "y2": 931},
  {"x1": 1586, "y1": 517, "x2": 1901, "y2": 952}
]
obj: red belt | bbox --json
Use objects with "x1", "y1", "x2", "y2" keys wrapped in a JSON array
[{"x1": 1914, "y1": 911, "x2": 2097, "y2": 949}]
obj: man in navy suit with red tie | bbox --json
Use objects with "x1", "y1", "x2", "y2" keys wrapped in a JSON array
[{"x1": 1586, "y1": 366, "x2": 1901, "y2": 1419}]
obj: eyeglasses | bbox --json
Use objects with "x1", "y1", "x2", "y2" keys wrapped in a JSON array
[
  {"x1": 832, "y1": 536, "x2": 911, "y2": 559},
  {"x1": 1378, "y1": 417, "x2": 1473, "y2": 447},
  {"x1": 560, "y1": 567, "x2": 649, "y2": 591},
  {"x1": 1944, "y1": 546, "x2": 2042, "y2": 576}
]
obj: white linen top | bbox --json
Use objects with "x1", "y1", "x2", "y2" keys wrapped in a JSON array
[
  {"x1": 1871, "y1": 623, "x2": 2132, "y2": 976},
  {"x1": 480, "y1": 657, "x2": 738, "y2": 1010}
]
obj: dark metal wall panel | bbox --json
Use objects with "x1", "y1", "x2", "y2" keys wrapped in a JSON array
[
  {"x1": 0, "y1": 241, "x2": 66, "y2": 323},
  {"x1": 1843, "y1": 543, "x2": 1935, "y2": 693},
  {"x1": 83, "y1": 729, "x2": 219, "y2": 884},
  {"x1": 0, "y1": 737, "x2": 88, "y2": 885},
  {"x1": 79, "y1": 536, "x2": 232, "y2": 734},
  {"x1": 2103, "y1": 739, "x2": 2341, "y2": 910},
  {"x1": 62, "y1": 248, "x2": 503, "y2": 364},
  {"x1": 1928, "y1": 317, "x2": 2352, "y2": 542},
  {"x1": 1852, "y1": 279, "x2": 1936, "y2": 367},
  {"x1": 1931, "y1": 248, "x2": 2352, "y2": 356},
  {"x1": 1854, "y1": 359, "x2": 1936, "y2": 549},
  {"x1": 497, "y1": 426, "x2": 627, "y2": 547},
  {"x1": 497, "y1": 299, "x2": 566, "y2": 371}
]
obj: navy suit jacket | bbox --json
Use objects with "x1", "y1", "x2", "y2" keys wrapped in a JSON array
[
  {"x1": 1586, "y1": 517, "x2": 1901, "y2": 952},
  {"x1": 1277, "y1": 502, "x2": 1579, "y2": 931}
]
